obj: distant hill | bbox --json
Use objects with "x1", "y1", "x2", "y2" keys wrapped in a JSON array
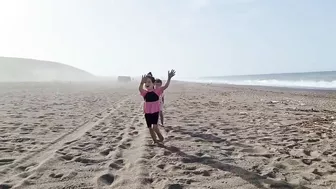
[{"x1": 0, "y1": 57, "x2": 96, "y2": 82}]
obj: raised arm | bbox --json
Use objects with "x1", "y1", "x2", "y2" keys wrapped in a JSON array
[
  {"x1": 139, "y1": 75, "x2": 147, "y2": 93},
  {"x1": 162, "y1": 69, "x2": 176, "y2": 90}
]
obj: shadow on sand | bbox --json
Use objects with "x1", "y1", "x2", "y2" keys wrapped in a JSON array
[
  {"x1": 160, "y1": 127, "x2": 310, "y2": 189},
  {"x1": 159, "y1": 144, "x2": 309, "y2": 189},
  {"x1": 178, "y1": 129, "x2": 253, "y2": 149}
]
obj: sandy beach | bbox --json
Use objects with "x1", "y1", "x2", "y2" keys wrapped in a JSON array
[{"x1": 0, "y1": 81, "x2": 336, "y2": 189}]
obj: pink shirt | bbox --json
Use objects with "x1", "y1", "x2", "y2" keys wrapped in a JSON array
[{"x1": 141, "y1": 88, "x2": 163, "y2": 114}]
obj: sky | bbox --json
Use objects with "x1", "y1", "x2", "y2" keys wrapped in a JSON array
[{"x1": 0, "y1": 0, "x2": 335, "y2": 78}]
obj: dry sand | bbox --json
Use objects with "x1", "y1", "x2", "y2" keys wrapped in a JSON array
[{"x1": 0, "y1": 81, "x2": 336, "y2": 189}]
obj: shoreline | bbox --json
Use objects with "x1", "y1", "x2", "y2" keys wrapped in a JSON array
[
  {"x1": 1, "y1": 79, "x2": 336, "y2": 92},
  {"x1": 176, "y1": 79, "x2": 336, "y2": 92}
]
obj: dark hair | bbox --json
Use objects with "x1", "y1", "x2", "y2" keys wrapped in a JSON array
[
  {"x1": 146, "y1": 76, "x2": 155, "y2": 83},
  {"x1": 155, "y1": 79, "x2": 162, "y2": 84},
  {"x1": 147, "y1": 72, "x2": 153, "y2": 77}
]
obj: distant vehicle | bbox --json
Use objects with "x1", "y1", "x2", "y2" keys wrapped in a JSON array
[{"x1": 117, "y1": 76, "x2": 131, "y2": 82}]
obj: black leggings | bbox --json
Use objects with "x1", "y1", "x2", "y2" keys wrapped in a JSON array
[{"x1": 144, "y1": 112, "x2": 159, "y2": 128}]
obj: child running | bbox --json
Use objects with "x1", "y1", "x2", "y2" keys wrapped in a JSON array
[
  {"x1": 155, "y1": 79, "x2": 164, "y2": 126},
  {"x1": 139, "y1": 69, "x2": 175, "y2": 144}
]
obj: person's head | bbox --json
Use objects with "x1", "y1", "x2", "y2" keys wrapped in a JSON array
[
  {"x1": 147, "y1": 72, "x2": 153, "y2": 77},
  {"x1": 144, "y1": 76, "x2": 155, "y2": 89},
  {"x1": 155, "y1": 79, "x2": 162, "y2": 88}
]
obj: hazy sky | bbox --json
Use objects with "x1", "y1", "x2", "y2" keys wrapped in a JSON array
[{"x1": 0, "y1": 0, "x2": 335, "y2": 77}]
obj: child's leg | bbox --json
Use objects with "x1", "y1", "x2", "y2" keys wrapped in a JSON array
[
  {"x1": 153, "y1": 124, "x2": 164, "y2": 142},
  {"x1": 152, "y1": 112, "x2": 164, "y2": 142},
  {"x1": 148, "y1": 128, "x2": 158, "y2": 142},
  {"x1": 159, "y1": 111, "x2": 164, "y2": 125},
  {"x1": 145, "y1": 114, "x2": 158, "y2": 142}
]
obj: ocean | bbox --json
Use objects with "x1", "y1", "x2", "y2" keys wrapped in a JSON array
[{"x1": 184, "y1": 71, "x2": 336, "y2": 90}]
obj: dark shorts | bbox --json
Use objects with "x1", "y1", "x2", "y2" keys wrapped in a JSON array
[{"x1": 144, "y1": 112, "x2": 159, "y2": 128}]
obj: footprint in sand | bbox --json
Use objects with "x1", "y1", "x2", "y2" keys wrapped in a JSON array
[
  {"x1": 16, "y1": 163, "x2": 38, "y2": 172},
  {"x1": 101, "y1": 127, "x2": 110, "y2": 133},
  {"x1": 49, "y1": 173, "x2": 64, "y2": 178},
  {"x1": 129, "y1": 131, "x2": 139, "y2": 136},
  {"x1": 59, "y1": 154, "x2": 75, "y2": 161},
  {"x1": 74, "y1": 156, "x2": 100, "y2": 164},
  {"x1": 18, "y1": 171, "x2": 31, "y2": 178},
  {"x1": 97, "y1": 173, "x2": 115, "y2": 186},
  {"x1": 0, "y1": 147, "x2": 10, "y2": 152},
  {"x1": 63, "y1": 139, "x2": 78, "y2": 145},
  {"x1": 130, "y1": 126, "x2": 136, "y2": 130},
  {"x1": 240, "y1": 146, "x2": 267, "y2": 154},
  {"x1": 118, "y1": 142, "x2": 131, "y2": 149},
  {"x1": 109, "y1": 159, "x2": 124, "y2": 170},
  {"x1": 27, "y1": 172, "x2": 44, "y2": 180},
  {"x1": 100, "y1": 148, "x2": 113, "y2": 156},
  {"x1": 0, "y1": 158, "x2": 15, "y2": 166},
  {"x1": 156, "y1": 164, "x2": 166, "y2": 169},
  {"x1": 166, "y1": 183, "x2": 184, "y2": 189}
]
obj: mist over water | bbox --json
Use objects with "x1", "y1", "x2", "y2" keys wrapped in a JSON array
[{"x1": 1, "y1": 56, "x2": 335, "y2": 90}]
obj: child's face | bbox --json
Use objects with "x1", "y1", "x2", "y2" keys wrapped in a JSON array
[
  {"x1": 155, "y1": 82, "x2": 162, "y2": 88},
  {"x1": 145, "y1": 78, "x2": 154, "y2": 89}
]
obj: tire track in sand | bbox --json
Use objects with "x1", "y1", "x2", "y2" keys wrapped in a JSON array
[
  {"x1": 104, "y1": 105, "x2": 153, "y2": 189},
  {"x1": 0, "y1": 95, "x2": 134, "y2": 186},
  {"x1": 7, "y1": 96, "x2": 145, "y2": 189}
]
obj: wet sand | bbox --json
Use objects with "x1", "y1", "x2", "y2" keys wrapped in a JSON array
[{"x1": 0, "y1": 81, "x2": 336, "y2": 189}]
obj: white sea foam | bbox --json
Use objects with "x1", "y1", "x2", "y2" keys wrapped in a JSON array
[{"x1": 181, "y1": 79, "x2": 336, "y2": 89}]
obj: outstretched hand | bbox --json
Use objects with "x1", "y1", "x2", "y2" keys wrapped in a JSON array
[
  {"x1": 168, "y1": 69, "x2": 176, "y2": 79},
  {"x1": 141, "y1": 75, "x2": 147, "y2": 83}
]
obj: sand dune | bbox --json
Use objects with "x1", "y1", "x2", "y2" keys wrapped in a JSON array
[
  {"x1": 0, "y1": 57, "x2": 96, "y2": 82},
  {"x1": 0, "y1": 82, "x2": 336, "y2": 189}
]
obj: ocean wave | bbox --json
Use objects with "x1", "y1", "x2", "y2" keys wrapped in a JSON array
[{"x1": 182, "y1": 79, "x2": 336, "y2": 89}]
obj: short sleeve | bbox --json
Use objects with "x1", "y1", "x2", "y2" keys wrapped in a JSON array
[
  {"x1": 140, "y1": 89, "x2": 147, "y2": 97},
  {"x1": 154, "y1": 87, "x2": 163, "y2": 96}
]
